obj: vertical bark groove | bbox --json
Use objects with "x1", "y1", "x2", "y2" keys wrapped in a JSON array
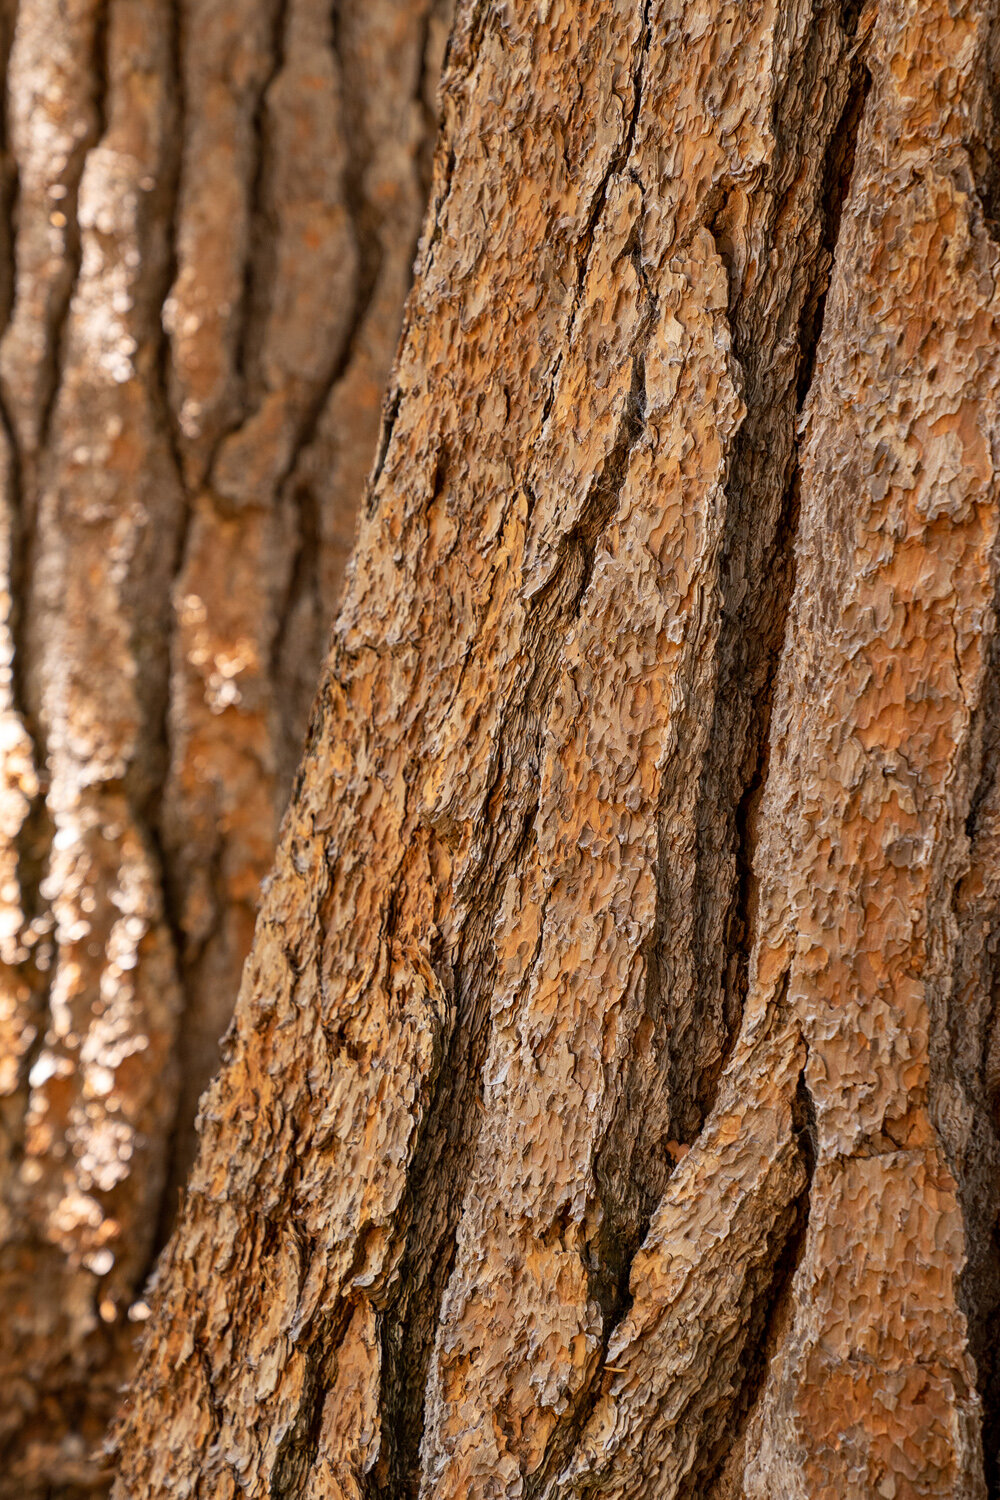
[
  {"x1": 31, "y1": 0, "x2": 112, "y2": 468},
  {"x1": 943, "y1": 566, "x2": 1000, "y2": 1496}
]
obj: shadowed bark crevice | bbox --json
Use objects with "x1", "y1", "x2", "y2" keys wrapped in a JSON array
[
  {"x1": 269, "y1": 1313, "x2": 343, "y2": 1500},
  {"x1": 139, "y1": 0, "x2": 186, "y2": 835},
  {"x1": 569, "y1": 0, "x2": 651, "y2": 321},
  {"x1": 568, "y1": 353, "x2": 647, "y2": 620},
  {"x1": 945, "y1": 595, "x2": 1000, "y2": 1498},
  {"x1": 369, "y1": 386, "x2": 404, "y2": 502},
  {"x1": 30, "y1": 0, "x2": 111, "y2": 467},
  {"x1": 372, "y1": 1033, "x2": 466, "y2": 1499},
  {"x1": 231, "y1": 0, "x2": 288, "y2": 411},
  {"x1": 967, "y1": 11, "x2": 1000, "y2": 240},
  {"x1": 148, "y1": 0, "x2": 188, "y2": 514},
  {"x1": 696, "y1": 1070, "x2": 816, "y2": 1500},
  {"x1": 414, "y1": 6, "x2": 447, "y2": 198},
  {"x1": 691, "y1": 2, "x2": 874, "y2": 1126},
  {"x1": 669, "y1": 57, "x2": 875, "y2": 1489},
  {"x1": 795, "y1": 49, "x2": 872, "y2": 409}
]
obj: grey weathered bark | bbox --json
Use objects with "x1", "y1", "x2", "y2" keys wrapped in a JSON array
[
  {"x1": 109, "y1": 1, "x2": 1000, "y2": 1497},
  {"x1": 0, "y1": 0, "x2": 449, "y2": 1492}
]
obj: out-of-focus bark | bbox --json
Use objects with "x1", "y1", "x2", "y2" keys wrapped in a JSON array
[
  {"x1": 110, "y1": 2, "x2": 1000, "y2": 1499},
  {"x1": 0, "y1": 0, "x2": 449, "y2": 1492}
]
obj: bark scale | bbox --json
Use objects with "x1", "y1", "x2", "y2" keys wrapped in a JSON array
[
  {"x1": 112, "y1": 1, "x2": 1000, "y2": 1498},
  {"x1": 0, "y1": 0, "x2": 448, "y2": 1492}
]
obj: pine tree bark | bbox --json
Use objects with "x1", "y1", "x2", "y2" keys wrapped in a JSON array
[
  {"x1": 107, "y1": 0, "x2": 1000, "y2": 1496},
  {"x1": 0, "y1": 0, "x2": 449, "y2": 1492}
]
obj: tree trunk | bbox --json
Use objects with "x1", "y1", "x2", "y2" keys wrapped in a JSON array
[
  {"x1": 0, "y1": 0, "x2": 449, "y2": 1492},
  {"x1": 106, "y1": 1, "x2": 1000, "y2": 1497}
]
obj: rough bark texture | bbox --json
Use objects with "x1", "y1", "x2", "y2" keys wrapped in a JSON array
[
  {"x1": 109, "y1": 0, "x2": 1000, "y2": 1497},
  {"x1": 0, "y1": 0, "x2": 449, "y2": 1492}
]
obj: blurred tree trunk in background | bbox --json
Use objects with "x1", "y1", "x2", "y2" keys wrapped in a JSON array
[
  {"x1": 105, "y1": 0, "x2": 1000, "y2": 1498},
  {"x1": 0, "y1": 0, "x2": 450, "y2": 1490}
]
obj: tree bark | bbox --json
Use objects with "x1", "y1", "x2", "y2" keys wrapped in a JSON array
[
  {"x1": 108, "y1": 1, "x2": 1000, "y2": 1497},
  {"x1": 0, "y1": 0, "x2": 449, "y2": 1492}
]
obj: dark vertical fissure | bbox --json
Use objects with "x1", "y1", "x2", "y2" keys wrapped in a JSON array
[
  {"x1": 795, "y1": 53, "x2": 872, "y2": 408},
  {"x1": 962, "y1": 112, "x2": 1000, "y2": 1484},
  {"x1": 32, "y1": 0, "x2": 112, "y2": 464},
  {"x1": 967, "y1": 10, "x2": 1000, "y2": 239},
  {"x1": 413, "y1": 3, "x2": 446, "y2": 201},
  {"x1": 148, "y1": 0, "x2": 188, "y2": 510},
  {"x1": 268, "y1": 1311, "x2": 346, "y2": 1500},
  {"x1": 137, "y1": 0, "x2": 187, "y2": 841},
  {"x1": 692, "y1": 1057, "x2": 817, "y2": 1500},
  {"x1": 228, "y1": 0, "x2": 288, "y2": 413},
  {"x1": 567, "y1": 0, "x2": 651, "y2": 324},
  {"x1": 691, "y1": 7, "x2": 873, "y2": 1134},
  {"x1": 570, "y1": 352, "x2": 648, "y2": 618},
  {"x1": 676, "y1": 16, "x2": 874, "y2": 1488},
  {"x1": 948, "y1": 591, "x2": 1000, "y2": 1498}
]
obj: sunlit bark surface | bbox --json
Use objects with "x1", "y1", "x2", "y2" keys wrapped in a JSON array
[{"x1": 0, "y1": 0, "x2": 449, "y2": 1490}]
